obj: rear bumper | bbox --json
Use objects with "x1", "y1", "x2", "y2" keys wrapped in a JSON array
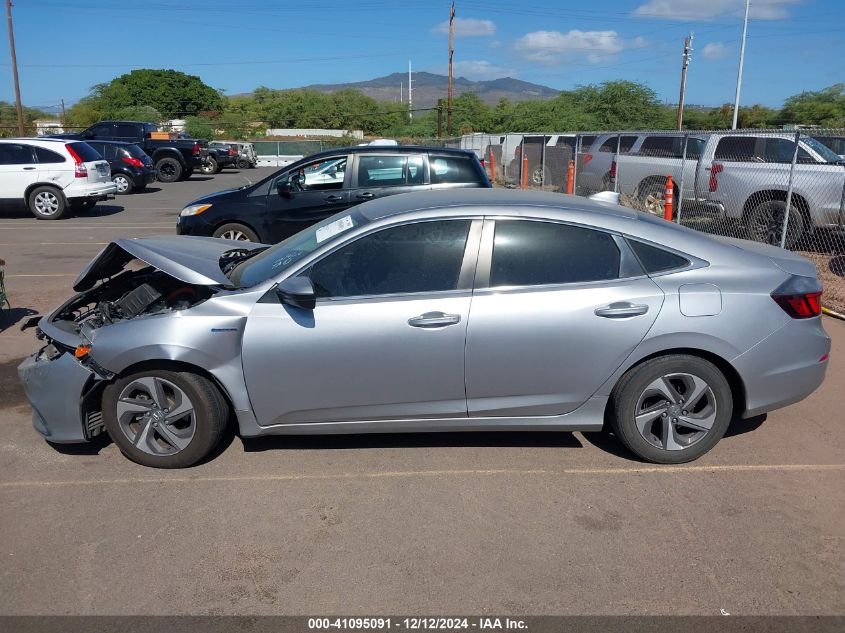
[
  {"x1": 17, "y1": 350, "x2": 94, "y2": 444},
  {"x1": 67, "y1": 182, "x2": 118, "y2": 200},
  {"x1": 732, "y1": 317, "x2": 831, "y2": 418}
]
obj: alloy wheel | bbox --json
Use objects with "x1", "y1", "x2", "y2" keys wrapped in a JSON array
[
  {"x1": 219, "y1": 229, "x2": 250, "y2": 241},
  {"x1": 633, "y1": 372, "x2": 717, "y2": 451},
  {"x1": 116, "y1": 377, "x2": 197, "y2": 456},
  {"x1": 642, "y1": 191, "x2": 664, "y2": 216},
  {"x1": 34, "y1": 191, "x2": 60, "y2": 216}
]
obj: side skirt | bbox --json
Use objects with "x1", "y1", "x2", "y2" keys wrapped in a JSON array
[{"x1": 235, "y1": 396, "x2": 607, "y2": 437}]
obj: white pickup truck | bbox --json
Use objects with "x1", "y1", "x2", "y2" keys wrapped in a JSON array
[{"x1": 613, "y1": 132, "x2": 845, "y2": 247}]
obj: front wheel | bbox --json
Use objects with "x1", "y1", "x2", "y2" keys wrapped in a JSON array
[
  {"x1": 746, "y1": 200, "x2": 804, "y2": 249},
  {"x1": 28, "y1": 186, "x2": 66, "y2": 220},
  {"x1": 638, "y1": 181, "x2": 668, "y2": 217},
  {"x1": 609, "y1": 354, "x2": 733, "y2": 464},
  {"x1": 156, "y1": 157, "x2": 183, "y2": 183},
  {"x1": 213, "y1": 222, "x2": 259, "y2": 242},
  {"x1": 102, "y1": 369, "x2": 228, "y2": 469}
]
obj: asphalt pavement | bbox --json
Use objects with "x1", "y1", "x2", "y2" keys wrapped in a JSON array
[{"x1": 0, "y1": 167, "x2": 842, "y2": 616}]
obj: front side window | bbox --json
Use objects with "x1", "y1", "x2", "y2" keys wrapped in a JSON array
[
  {"x1": 639, "y1": 136, "x2": 679, "y2": 158},
  {"x1": 429, "y1": 155, "x2": 478, "y2": 184},
  {"x1": 113, "y1": 124, "x2": 138, "y2": 138},
  {"x1": 0, "y1": 144, "x2": 35, "y2": 165},
  {"x1": 89, "y1": 124, "x2": 112, "y2": 138},
  {"x1": 303, "y1": 220, "x2": 471, "y2": 299},
  {"x1": 281, "y1": 156, "x2": 348, "y2": 192},
  {"x1": 599, "y1": 136, "x2": 637, "y2": 153},
  {"x1": 490, "y1": 220, "x2": 620, "y2": 287}
]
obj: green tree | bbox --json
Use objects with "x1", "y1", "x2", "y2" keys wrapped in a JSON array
[
  {"x1": 87, "y1": 69, "x2": 223, "y2": 119},
  {"x1": 183, "y1": 116, "x2": 214, "y2": 140},
  {"x1": 781, "y1": 84, "x2": 845, "y2": 127}
]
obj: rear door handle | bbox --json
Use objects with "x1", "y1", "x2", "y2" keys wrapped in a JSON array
[
  {"x1": 324, "y1": 194, "x2": 344, "y2": 202},
  {"x1": 408, "y1": 311, "x2": 461, "y2": 328},
  {"x1": 356, "y1": 192, "x2": 375, "y2": 200},
  {"x1": 594, "y1": 302, "x2": 649, "y2": 318},
  {"x1": 23, "y1": 166, "x2": 36, "y2": 170}
]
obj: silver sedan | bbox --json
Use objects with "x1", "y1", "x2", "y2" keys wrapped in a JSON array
[{"x1": 18, "y1": 189, "x2": 831, "y2": 468}]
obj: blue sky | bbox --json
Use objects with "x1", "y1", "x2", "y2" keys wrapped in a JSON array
[{"x1": 2, "y1": 0, "x2": 843, "y2": 112}]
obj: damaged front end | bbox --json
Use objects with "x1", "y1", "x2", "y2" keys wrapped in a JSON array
[{"x1": 18, "y1": 235, "x2": 260, "y2": 443}]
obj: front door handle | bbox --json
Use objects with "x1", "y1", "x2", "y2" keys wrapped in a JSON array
[
  {"x1": 356, "y1": 192, "x2": 375, "y2": 200},
  {"x1": 23, "y1": 166, "x2": 36, "y2": 171},
  {"x1": 408, "y1": 311, "x2": 461, "y2": 328},
  {"x1": 324, "y1": 194, "x2": 344, "y2": 202},
  {"x1": 594, "y1": 302, "x2": 649, "y2": 318}
]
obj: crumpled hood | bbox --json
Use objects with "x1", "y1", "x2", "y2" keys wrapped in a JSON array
[{"x1": 74, "y1": 235, "x2": 267, "y2": 292}]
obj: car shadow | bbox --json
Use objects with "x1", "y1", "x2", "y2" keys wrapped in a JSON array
[
  {"x1": 725, "y1": 413, "x2": 767, "y2": 437},
  {"x1": 0, "y1": 307, "x2": 39, "y2": 333},
  {"x1": 131, "y1": 187, "x2": 162, "y2": 195},
  {"x1": 80, "y1": 204, "x2": 125, "y2": 218},
  {"x1": 47, "y1": 432, "x2": 112, "y2": 456},
  {"x1": 240, "y1": 430, "x2": 584, "y2": 453},
  {"x1": 186, "y1": 176, "x2": 214, "y2": 182}
]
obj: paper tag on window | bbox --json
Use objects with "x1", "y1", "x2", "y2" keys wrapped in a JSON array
[{"x1": 315, "y1": 215, "x2": 354, "y2": 243}]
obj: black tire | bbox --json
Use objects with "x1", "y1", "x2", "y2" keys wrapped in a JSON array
[
  {"x1": 27, "y1": 185, "x2": 66, "y2": 220},
  {"x1": 637, "y1": 180, "x2": 668, "y2": 217},
  {"x1": 155, "y1": 157, "x2": 183, "y2": 183},
  {"x1": 212, "y1": 222, "x2": 260, "y2": 242},
  {"x1": 609, "y1": 354, "x2": 733, "y2": 464},
  {"x1": 102, "y1": 369, "x2": 228, "y2": 469},
  {"x1": 236, "y1": 158, "x2": 250, "y2": 169},
  {"x1": 200, "y1": 157, "x2": 218, "y2": 175},
  {"x1": 179, "y1": 167, "x2": 194, "y2": 182},
  {"x1": 112, "y1": 173, "x2": 134, "y2": 195},
  {"x1": 746, "y1": 199, "x2": 804, "y2": 249}
]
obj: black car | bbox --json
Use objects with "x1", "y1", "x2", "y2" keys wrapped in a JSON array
[
  {"x1": 84, "y1": 140, "x2": 156, "y2": 195},
  {"x1": 177, "y1": 146, "x2": 491, "y2": 243},
  {"x1": 201, "y1": 142, "x2": 239, "y2": 175}
]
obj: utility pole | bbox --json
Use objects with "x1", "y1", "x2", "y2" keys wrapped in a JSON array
[
  {"x1": 436, "y1": 99, "x2": 443, "y2": 138},
  {"x1": 60, "y1": 98, "x2": 67, "y2": 130},
  {"x1": 676, "y1": 33, "x2": 693, "y2": 130},
  {"x1": 408, "y1": 59, "x2": 413, "y2": 122},
  {"x1": 732, "y1": 0, "x2": 750, "y2": 130},
  {"x1": 5, "y1": 0, "x2": 24, "y2": 136},
  {"x1": 447, "y1": 2, "x2": 455, "y2": 136},
  {"x1": 400, "y1": 81, "x2": 403, "y2": 104}
]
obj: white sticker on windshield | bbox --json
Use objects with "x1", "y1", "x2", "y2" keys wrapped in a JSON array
[{"x1": 315, "y1": 215, "x2": 354, "y2": 243}]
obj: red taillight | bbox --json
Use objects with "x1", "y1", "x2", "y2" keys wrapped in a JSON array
[
  {"x1": 65, "y1": 144, "x2": 87, "y2": 178},
  {"x1": 771, "y1": 276, "x2": 822, "y2": 319},
  {"x1": 583, "y1": 153, "x2": 593, "y2": 165},
  {"x1": 479, "y1": 158, "x2": 486, "y2": 167},
  {"x1": 610, "y1": 160, "x2": 617, "y2": 179},
  {"x1": 121, "y1": 156, "x2": 144, "y2": 167},
  {"x1": 192, "y1": 142, "x2": 200, "y2": 156},
  {"x1": 709, "y1": 162, "x2": 723, "y2": 192},
  {"x1": 228, "y1": 148, "x2": 237, "y2": 156}
]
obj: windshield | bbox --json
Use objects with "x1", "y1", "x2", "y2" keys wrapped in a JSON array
[
  {"x1": 229, "y1": 209, "x2": 369, "y2": 288},
  {"x1": 804, "y1": 136, "x2": 843, "y2": 163}
]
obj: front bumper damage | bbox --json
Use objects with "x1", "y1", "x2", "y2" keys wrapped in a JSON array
[{"x1": 17, "y1": 346, "x2": 107, "y2": 444}]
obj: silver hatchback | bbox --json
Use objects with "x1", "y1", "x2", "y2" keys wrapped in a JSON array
[{"x1": 18, "y1": 190, "x2": 830, "y2": 468}]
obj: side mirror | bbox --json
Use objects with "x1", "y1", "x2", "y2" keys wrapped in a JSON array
[
  {"x1": 275, "y1": 276, "x2": 316, "y2": 310},
  {"x1": 276, "y1": 178, "x2": 292, "y2": 197}
]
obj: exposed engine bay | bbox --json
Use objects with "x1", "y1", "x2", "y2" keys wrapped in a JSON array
[{"x1": 52, "y1": 264, "x2": 212, "y2": 333}]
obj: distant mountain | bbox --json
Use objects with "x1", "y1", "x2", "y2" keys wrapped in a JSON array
[{"x1": 301, "y1": 72, "x2": 560, "y2": 109}]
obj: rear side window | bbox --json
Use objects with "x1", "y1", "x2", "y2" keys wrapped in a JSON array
[
  {"x1": 599, "y1": 136, "x2": 637, "y2": 153},
  {"x1": 0, "y1": 143, "x2": 35, "y2": 164},
  {"x1": 89, "y1": 124, "x2": 112, "y2": 138},
  {"x1": 357, "y1": 155, "x2": 423, "y2": 187},
  {"x1": 627, "y1": 240, "x2": 690, "y2": 274},
  {"x1": 125, "y1": 144, "x2": 148, "y2": 159},
  {"x1": 34, "y1": 146, "x2": 66, "y2": 164},
  {"x1": 490, "y1": 221, "x2": 620, "y2": 287},
  {"x1": 429, "y1": 155, "x2": 480, "y2": 184},
  {"x1": 113, "y1": 124, "x2": 138, "y2": 138},
  {"x1": 714, "y1": 136, "x2": 757, "y2": 162},
  {"x1": 67, "y1": 142, "x2": 102, "y2": 162},
  {"x1": 639, "y1": 136, "x2": 682, "y2": 158},
  {"x1": 579, "y1": 135, "x2": 596, "y2": 150}
]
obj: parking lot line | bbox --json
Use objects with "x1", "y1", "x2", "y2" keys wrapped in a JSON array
[
  {"x1": 7, "y1": 273, "x2": 77, "y2": 278},
  {"x1": 1, "y1": 463, "x2": 841, "y2": 490}
]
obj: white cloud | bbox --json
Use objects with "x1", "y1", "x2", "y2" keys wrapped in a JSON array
[
  {"x1": 452, "y1": 60, "x2": 517, "y2": 80},
  {"x1": 702, "y1": 42, "x2": 729, "y2": 59},
  {"x1": 433, "y1": 18, "x2": 496, "y2": 37},
  {"x1": 634, "y1": 0, "x2": 803, "y2": 21},
  {"x1": 514, "y1": 30, "x2": 629, "y2": 64}
]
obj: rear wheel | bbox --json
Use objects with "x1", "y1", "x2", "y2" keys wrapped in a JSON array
[
  {"x1": 28, "y1": 186, "x2": 66, "y2": 220},
  {"x1": 746, "y1": 199, "x2": 804, "y2": 249},
  {"x1": 112, "y1": 173, "x2": 134, "y2": 195},
  {"x1": 530, "y1": 164, "x2": 552, "y2": 187},
  {"x1": 638, "y1": 180, "x2": 667, "y2": 217},
  {"x1": 200, "y1": 157, "x2": 218, "y2": 175},
  {"x1": 155, "y1": 157, "x2": 183, "y2": 183},
  {"x1": 609, "y1": 354, "x2": 733, "y2": 464},
  {"x1": 213, "y1": 222, "x2": 259, "y2": 242},
  {"x1": 236, "y1": 158, "x2": 250, "y2": 169},
  {"x1": 102, "y1": 369, "x2": 228, "y2": 469},
  {"x1": 179, "y1": 167, "x2": 194, "y2": 182}
]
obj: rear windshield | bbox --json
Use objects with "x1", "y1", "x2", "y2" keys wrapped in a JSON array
[
  {"x1": 67, "y1": 142, "x2": 102, "y2": 162},
  {"x1": 125, "y1": 144, "x2": 148, "y2": 159}
]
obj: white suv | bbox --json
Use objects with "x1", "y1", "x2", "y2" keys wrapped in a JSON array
[{"x1": 0, "y1": 138, "x2": 117, "y2": 220}]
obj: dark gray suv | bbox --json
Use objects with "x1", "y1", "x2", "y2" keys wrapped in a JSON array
[{"x1": 177, "y1": 146, "x2": 491, "y2": 243}]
